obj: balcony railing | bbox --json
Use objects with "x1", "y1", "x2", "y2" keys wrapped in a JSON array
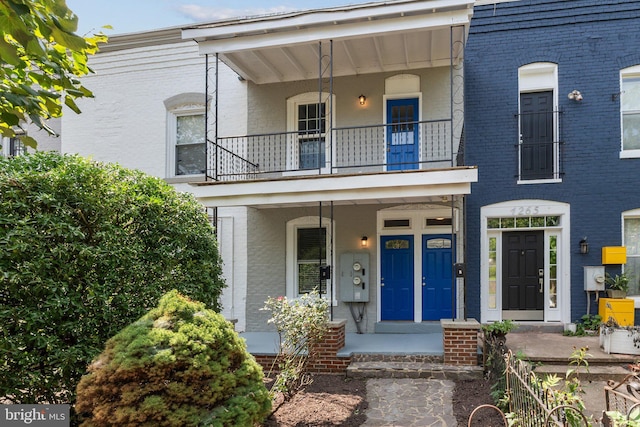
[{"x1": 207, "y1": 119, "x2": 459, "y2": 181}]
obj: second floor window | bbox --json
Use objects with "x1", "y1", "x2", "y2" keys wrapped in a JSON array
[
  {"x1": 176, "y1": 114, "x2": 205, "y2": 176},
  {"x1": 622, "y1": 70, "x2": 640, "y2": 155}
]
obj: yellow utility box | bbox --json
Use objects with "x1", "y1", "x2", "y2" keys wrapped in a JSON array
[
  {"x1": 602, "y1": 246, "x2": 627, "y2": 264},
  {"x1": 599, "y1": 297, "x2": 635, "y2": 326}
]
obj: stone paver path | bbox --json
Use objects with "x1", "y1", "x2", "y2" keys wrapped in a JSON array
[{"x1": 364, "y1": 378, "x2": 457, "y2": 426}]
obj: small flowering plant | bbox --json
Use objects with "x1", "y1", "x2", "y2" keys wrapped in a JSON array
[{"x1": 262, "y1": 290, "x2": 329, "y2": 399}]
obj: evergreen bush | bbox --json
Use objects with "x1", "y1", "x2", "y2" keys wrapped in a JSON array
[
  {"x1": 76, "y1": 290, "x2": 271, "y2": 427},
  {"x1": 0, "y1": 152, "x2": 225, "y2": 407}
]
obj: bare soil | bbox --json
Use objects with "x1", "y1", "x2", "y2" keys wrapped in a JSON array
[{"x1": 262, "y1": 375, "x2": 505, "y2": 426}]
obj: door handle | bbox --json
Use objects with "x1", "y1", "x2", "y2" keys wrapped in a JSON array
[{"x1": 538, "y1": 268, "x2": 544, "y2": 293}]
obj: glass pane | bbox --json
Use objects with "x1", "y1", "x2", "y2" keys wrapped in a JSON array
[
  {"x1": 488, "y1": 237, "x2": 497, "y2": 309},
  {"x1": 626, "y1": 256, "x2": 640, "y2": 296},
  {"x1": 623, "y1": 114, "x2": 640, "y2": 150},
  {"x1": 501, "y1": 218, "x2": 515, "y2": 228},
  {"x1": 426, "y1": 238, "x2": 451, "y2": 249},
  {"x1": 487, "y1": 218, "x2": 500, "y2": 229},
  {"x1": 384, "y1": 219, "x2": 410, "y2": 228},
  {"x1": 297, "y1": 228, "x2": 326, "y2": 260},
  {"x1": 177, "y1": 115, "x2": 205, "y2": 145},
  {"x1": 299, "y1": 138, "x2": 325, "y2": 169},
  {"x1": 546, "y1": 216, "x2": 560, "y2": 226},
  {"x1": 548, "y1": 236, "x2": 558, "y2": 309},
  {"x1": 298, "y1": 262, "x2": 327, "y2": 294},
  {"x1": 176, "y1": 144, "x2": 205, "y2": 175},
  {"x1": 385, "y1": 239, "x2": 410, "y2": 249},
  {"x1": 625, "y1": 218, "x2": 640, "y2": 256},
  {"x1": 531, "y1": 217, "x2": 545, "y2": 227},
  {"x1": 622, "y1": 76, "x2": 640, "y2": 111},
  {"x1": 516, "y1": 217, "x2": 530, "y2": 228}
]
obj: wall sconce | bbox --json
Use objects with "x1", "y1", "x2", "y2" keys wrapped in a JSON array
[
  {"x1": 579, "y1": 237, "x2": 589, "y2": 254},
  {"x1": 358, "y1": 94, "x2": 366, "y2": 105},
  {"x1": 361, "y1": 236, "x2": 368, "y2": 247},
  {"x1": 568, "y1": 90, "x2": 583, "y2": 101}
]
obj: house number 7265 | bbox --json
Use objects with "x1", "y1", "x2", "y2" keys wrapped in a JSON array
[{"x1": 511, "y1": 206, "x2": 539, "y2": 216}]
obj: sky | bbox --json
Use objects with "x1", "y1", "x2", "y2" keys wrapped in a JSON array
[{"x1": 66, "y1": 0, "x2": 371, "y2": 36}]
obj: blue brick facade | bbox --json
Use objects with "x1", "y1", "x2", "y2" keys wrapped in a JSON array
[{"x1": 465, "y1": 0, "x2": 640, "y2": 322}]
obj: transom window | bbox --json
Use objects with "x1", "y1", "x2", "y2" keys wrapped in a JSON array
[
  {"x1": 487, "y1": 216, "x2": 560, "y2": 229},
  {"x1": 621, "y1": 67, "x2": 640, "y2": 156}
]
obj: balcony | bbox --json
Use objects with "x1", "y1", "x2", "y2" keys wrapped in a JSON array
[{"x1": 207, "y1": 119, "x2": 460, "y2": 182}]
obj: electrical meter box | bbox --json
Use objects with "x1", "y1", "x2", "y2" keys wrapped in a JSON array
[
  {"x1": 340, "y1": 252, "x2": 370, "y2": 302},
  {"x1": 583, "y1": 266, "x2": 605, "y2": 291}
]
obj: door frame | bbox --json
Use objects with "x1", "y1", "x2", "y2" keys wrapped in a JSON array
[
  {"x1": 377, "y1": 205, "x2": 460, "y2": 323},
  {"x1": 383, "y1": 93, "x2": 422, "y2": 172},
  {"x1": 480, "y1": 200, "x2": 570, "y2": 324}
]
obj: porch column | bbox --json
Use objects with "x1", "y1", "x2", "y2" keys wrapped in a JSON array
[
  {"x1": 308, "y1": 319, "x2": 350, "y2": 373},
  {"x1": 441, "y1": 319, "x2": 481, "y2": 366}
]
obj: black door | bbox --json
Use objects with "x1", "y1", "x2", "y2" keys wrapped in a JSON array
[
  {"x1": 520, "y1": 91, "x2": 554, "y2": 180},
  {"x1": 502, "y1": 231, "x2": 544, "y2": 320}
]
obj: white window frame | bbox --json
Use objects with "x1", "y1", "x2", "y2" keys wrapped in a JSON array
[
  {"x1": 622, "y1": 209, "x2": 640, "y2": 307},
  {"x1": 517, "y1": 63, "x2": 561, "y2": 184},
  {"x1": 2, "y1": 132, "x2": 27, "y2": 158},
  {"x1": 285, "y1": 92, "x2": 335, "y2": 175},
  {"x1": 286, "y1": 216, "x2": 336, "y2": 303},
  {"x1": 620, "y1": 65, "x2": 640, "y2": 159},
  {"x1": 164, "y1": 93, "x2": 207, "y2": 179}
]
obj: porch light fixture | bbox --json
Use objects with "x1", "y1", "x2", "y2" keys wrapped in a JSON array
[
  {"x1": 358, "y1": 94, "x2": 366, "y2": 105},
  {"x1": 579, "y1": 237, "x2": 589, "y2": 254},
  {"x1": 568, "y1": 90, "x2": 583, "y2": 101},
  {"x1": 361, "y1": 236, "x2": 368, "y2": 247}
]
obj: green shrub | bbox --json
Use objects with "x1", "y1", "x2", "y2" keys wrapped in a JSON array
[
  {"x1": 76, "y1": 290, "x2": 271, "y2": 426},
  {"x1": 0, "y1": 152, "x2": 225, "y2": 407}
]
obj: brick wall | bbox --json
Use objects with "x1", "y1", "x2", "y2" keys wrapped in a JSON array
[
  {"x1": 253, "y1": 320, "x2": 351, "y2": 375},
  {"x1": 441, "y1": 319, "x2": 481, "y2": 366}
]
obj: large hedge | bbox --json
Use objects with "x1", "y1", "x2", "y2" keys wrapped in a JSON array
[
  {"x1": 0, "y1": 152, "x2": 225, "y2": 406},
  {"x1": 76, "y1": 290, "x2": 271, "y2": 427}
]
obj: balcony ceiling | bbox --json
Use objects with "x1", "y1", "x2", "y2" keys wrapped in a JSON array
[{"x1": 182, "y1": 0, "x2": 473, "y2": 84}]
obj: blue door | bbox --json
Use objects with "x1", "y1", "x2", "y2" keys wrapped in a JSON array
[
  {"x1": 381, "y1": 235, "x2": 414, "y2": 321},
  {"x1": 422, "y1": 235, "x2": 454, "y2": 320},
  {"x1": 387, "y1": 98, "x2": 419, "y2": 170}
]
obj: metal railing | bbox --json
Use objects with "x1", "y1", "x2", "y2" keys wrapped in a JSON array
[
  {"x1": 514, "y1": 110, "x2": 564, "y2": 181},
  {"x1": 604, "y1": 372, "x2": 640, "y2": 426},
  {"x1": 504, "y1": 351, "x2": 589, "y2": 426},
  {"x1": 207, "y1": 119, "x2": 457, "y2": 181}
]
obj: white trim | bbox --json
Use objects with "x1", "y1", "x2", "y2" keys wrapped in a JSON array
[
  {"x1": 165, "y1": 102, "x2": 206, "y2": 179},
  {"x1": 480, "y1": 199, "x2": 570, "y2": 323},
  {"x1": 286, "y1": 216, "x2": 336, "y2": 304},
  {"x1": 620, "y1": 65, "x2": 640, "y2": 156},
  {"x1": 622, "y1": 208, "x2": 640, "y2": 308},
  {"x1": 285, "y1": 92, "x2": 336, "y2": 174},
  {"x1": 377, "y1": 206, "x2": 459, "y2": 322},
  {"x1": 517, "y1": 63, "x2": 560, "y2": 183}
]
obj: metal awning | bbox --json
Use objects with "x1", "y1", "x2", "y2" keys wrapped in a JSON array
[{"x1": 182, "y1": 0, "x2": 474, "y2": 84}]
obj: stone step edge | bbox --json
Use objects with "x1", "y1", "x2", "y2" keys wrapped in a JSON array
[
  {"x1": 532, "y1": 364, "x2": 633, "y2": 381},
  {"x1": 346, "y1": 361, "x2": 483, "y2": 380}
]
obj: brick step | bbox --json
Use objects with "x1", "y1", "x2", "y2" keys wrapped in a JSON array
[{"x1": 346, "y1": 360, "x2": 483, "y2": 380}]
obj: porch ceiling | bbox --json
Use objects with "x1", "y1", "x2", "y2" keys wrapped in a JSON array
[
  {"x1": 188, "y1": 167, "x2": 478, "y2": 208},
  {"x1": 182, "y1": 0, "x2": 473, "y2": 84}
]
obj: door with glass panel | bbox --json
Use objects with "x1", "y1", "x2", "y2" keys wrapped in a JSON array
[
  {"x1": 380, "y1": 235, "x2": 414, "y2": 320},
  {"x1": 297, "y1": 103, "x2": 326, "y2": 170},
  {"x1": 387, "y1": 98, "x2": 419, "y2": 170}
]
